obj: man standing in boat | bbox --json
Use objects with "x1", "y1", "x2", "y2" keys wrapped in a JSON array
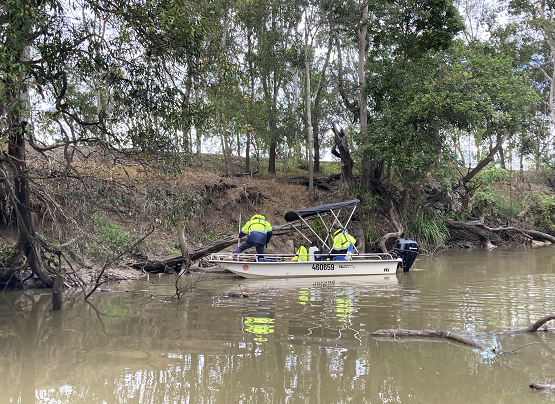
[
  {"x1": 232, "y1": 214, "x2": 273, "y2": 259},
  {"x1": 329, "y1": 222, "x2": 356, "y2": 259}
]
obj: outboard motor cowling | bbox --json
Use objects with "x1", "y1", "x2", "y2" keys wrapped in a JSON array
[{"x1": 394, "y1": 238, "x2": 419, "y2": 272}]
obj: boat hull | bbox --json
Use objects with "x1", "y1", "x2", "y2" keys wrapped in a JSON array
[{"x1": 213, "y1": 258, "x2": 402, "y2": 279}]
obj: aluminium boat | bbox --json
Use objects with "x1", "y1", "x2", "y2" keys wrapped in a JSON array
[{"x1": 210, "y1": 199, "x2": 419, "y2": 279}]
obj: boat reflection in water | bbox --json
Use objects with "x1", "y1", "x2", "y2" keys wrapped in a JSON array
[
  {"x1": 236, "y1": 274, "x2": 398, "y2": 294},
  {"x1": 227, "y1": 275, "x2": 399, "y2": 343}
]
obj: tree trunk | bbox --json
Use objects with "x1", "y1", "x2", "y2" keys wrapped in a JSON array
[
  {"x1": 4, "y1": 44, "x2": 53, "y2": 287},
  {"x1": 304, "y1": 17, "x2": 314, "y2": 199},
  {"x1": 313, "y1": 118, "x2": 320, "y2": 173},
  {"x1": 268, "y1": 119, "x2": 277, "y2": 174},
  {"x1": 131, "y1": 223, "x2": 299, "y2": 272},
  {"x1": 221, "y1": 132, "x2": 235, "y2": 177},
  {"x1": 246, "y1": 129, "x2": 251, "y2": 173},
  {"x1": 312, "y1": 35, "x2": 333, "y2": 174},
  {"x1": 498, "y1": 145, "x2": 506, "y2": 169},
  {"x1": 176, "y1": 227, "x2": 191, "y2": 276},
  {"x1": 458, "y1": 133, "x2": 509, "y2": 187},
  {"x1": 379, "y1": 200, "x2": 404, "y2": 252},
  {"x1": 331, "y1": 123, "x2": 356, "y2": 189},
  {"x1": 246, "y1": 28, "x2": 256, "y2": 173},
  {"x1": 52, "y1": 267, "x2": 66, "y2": 311}
]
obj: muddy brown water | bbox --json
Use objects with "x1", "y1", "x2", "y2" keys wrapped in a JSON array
[{"x1": 2, "y1": 246, "x2": 555, "y2": 403}]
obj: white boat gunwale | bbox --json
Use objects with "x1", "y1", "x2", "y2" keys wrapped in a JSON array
[{"x1": 209, "y1": 199, "x2": 418, "y2": 278}]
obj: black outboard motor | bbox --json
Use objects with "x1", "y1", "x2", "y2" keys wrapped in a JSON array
[{"x1": 394, "y1": 238, "x2": 419, "y2": 272}]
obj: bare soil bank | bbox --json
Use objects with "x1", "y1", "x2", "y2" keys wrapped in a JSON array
[{"x1": 2, "y1": 151, "x2": 553, "y2": 287}]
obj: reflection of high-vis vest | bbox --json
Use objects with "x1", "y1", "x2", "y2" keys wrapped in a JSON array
[
  {"x1": 332, "y1": 229, "x2": 356, "y2": 250},
  {"x1": 292, "y1": 245, "x2": 308, "y2": 261},
  {"x1": 336, "y1": 291, "x2": 357, "y2": 325},
  {"x1": 243, "y1": 316, "x2": 274, "y2": 342},
  {"x1": 242, "y1": 215, "x2": 272, "y2": 234}
]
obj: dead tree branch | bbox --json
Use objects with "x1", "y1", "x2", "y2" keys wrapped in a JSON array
[
  {"x1": 530, "y1": 383, "x2": 555, "y2": 390},
  {"x1": 129, "y1": 223, "x2": 300, "y2": 272},
  {"x1": 370, "y1": 329, "x2": 493, "y2": 352},
  {"x1": 85, "y1": 225, "x2": 154, "y2": 299},
  {"x1": 497, "y1": 314, "x2": 555, "y2": 333}
]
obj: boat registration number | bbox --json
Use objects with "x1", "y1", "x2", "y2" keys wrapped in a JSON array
[{"x1": 312, "y1": 263, "x2": 334, "y2": 271}]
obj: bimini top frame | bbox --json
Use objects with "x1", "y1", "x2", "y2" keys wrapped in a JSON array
[{"x1": 283, "y1": 199, "x2": 360, "y2": 251}]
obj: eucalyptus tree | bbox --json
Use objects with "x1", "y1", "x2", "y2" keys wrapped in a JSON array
[
  {"x1": 508, "y1": 0, "x2": 555, "y2": 128},
  {"x1": 322, "y1": 0, "x2": 464, "y2": 192},
  {"x1": 377, "y1": 40, "x2": 539, "y2": 189},
  {"x1": 496, "y1": 0, "x2": 555, "y2": 170},
  {"x1": 236, "y1": 0, "x2": 303, "y2": 174},
  {"x1": 0, "y1": 0, "x2": 210, "y2": 288}
]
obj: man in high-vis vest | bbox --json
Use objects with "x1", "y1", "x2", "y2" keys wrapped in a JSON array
[
  {"x1": 329, "y1": 222, "x2": 356, "y2": 259},
  {"x1": 232, "y1": 214, "x2": 273, "y2": 258}
]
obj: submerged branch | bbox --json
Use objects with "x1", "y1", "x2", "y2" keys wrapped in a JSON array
[
  {"x1": 530, "y1": 383, "x2": 555, "y2": 390},
  {"x1": 370, "y1": 329, "x2": 493, "y2": 352},
  {"x1": 497, "y1": 314, "x2": 555, "y2": 333},
  {"x1": 85, "y1": 225, "x2": 154, "y2": 299}
]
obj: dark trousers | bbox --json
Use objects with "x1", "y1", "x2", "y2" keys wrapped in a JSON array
[
  {"x1": 233, "y1": 241, "x2": 265, "y2": 258},
  {"x1": 325, "y1": 248, "x2": 348, "y2": 260}
]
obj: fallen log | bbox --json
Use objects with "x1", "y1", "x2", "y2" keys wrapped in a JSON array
[
  {"x1": 369, "y1": 329, "x2": 493, "y2": 352},
  {"x1": 129, "y1": 223, "x2": 302, "y2": 272},
  {"x1": 276, "y1": 175, "x2": 340, "y2": 191},
  {"x1": 444, "y1": 219, "x2": 497, "y2": 249},
  {"x1": 497, "y1": 314, "x2": 555, "y2": 334},
  {"x1": 445, "y1": 219, "x2": 555, "y2": 247},
  {"x1": 530, "y1": 383, "x2": 555, "y2": 390}
]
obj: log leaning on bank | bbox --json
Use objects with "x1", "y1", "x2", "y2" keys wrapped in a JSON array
[
  {"x1": 444, "y1": 218, "x2": 555, "y2": 249},
  {"x1": 130, "y1": 223, "x2": 301, "y2": 273}
]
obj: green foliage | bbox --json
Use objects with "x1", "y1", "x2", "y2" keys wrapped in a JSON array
[
  {"x1": 408, "y1": 210, "x2": 448, "y2": 246},
  {"x1": 471, "y1": 167, "x2": 509, "y2": 209},
  {"x1": 364, "y1": 36, "x2": 540, "y2": 191},
  {"x1": 148, "y1": 189, "x2": 200, "y2": 229},
  {"x1": 205, "y1": 232, "x2": 225, "y2": 243},
  {"x1": 312, "y1": 216, "x2": 327, "y2": 239},
  {"x1": 353, "y1": 187, "x2": 380, "y2": 210},
  {"x1": 363, "y1": 222, "x2": 382, "y2": 242},
  {"x1": 90, "y1": 214, "x2": 131, "y2": 257},
  {"x1": 0, "y1": 243, "x2": 14, "y2": 259},
  {"x1": 536, "y1": 194, "x2": 555, "y2": 232}
]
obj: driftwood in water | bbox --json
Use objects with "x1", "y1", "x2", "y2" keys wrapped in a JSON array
[
  {"x1": 530, "y1": 383, "x2": 555, "y2": 390},
  {"x1": 130, "y1": 223, "x2": 301, "y2": 273},
  {"x1": 497, "y1": 314, "x2": 555, "y2": 334},
  {"x1": 370, "y1": 329, "x2": 493, "y2": 352}
]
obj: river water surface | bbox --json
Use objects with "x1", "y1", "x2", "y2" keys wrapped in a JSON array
[{"x1": 2, "y1": 246, "x2": 555, "y2": 403}]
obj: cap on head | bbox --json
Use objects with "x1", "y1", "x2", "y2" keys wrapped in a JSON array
[{"x1": 332, "y1": 223, "x2": 342, "y2": 229}]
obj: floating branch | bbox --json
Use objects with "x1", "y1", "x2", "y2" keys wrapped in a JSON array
[
  {"x1": 497, "y1": 314, "x2": 555, "y2": 334},
  {"x1": 529, "y1": 383, "x2": 555, "y2": 390},
  {"x1": 369, "y1": 329, "x2": 493, "y2": 353}
]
